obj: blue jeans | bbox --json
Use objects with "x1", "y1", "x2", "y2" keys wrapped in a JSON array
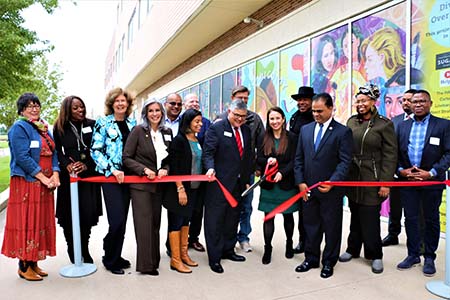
[{"x1": 237, "y1": 175, "x2": 254, "y2": 243}]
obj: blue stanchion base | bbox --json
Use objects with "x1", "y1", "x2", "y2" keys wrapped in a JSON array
[
  {"x1": 59, "y1": 263, "x2": 97, "y2": 278},
  {"x1": 426, "y1": 281, "x2": 450, "y2": 299}
]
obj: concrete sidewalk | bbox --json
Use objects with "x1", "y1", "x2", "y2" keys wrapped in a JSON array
[{"x1": 0, "y1": 194, "x2": 447, "y2": 300}]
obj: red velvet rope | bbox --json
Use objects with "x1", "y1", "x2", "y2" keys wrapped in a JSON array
[
  {"x1": 70, "y1": 175, "x2": 238, "y2": 207},
  {"x1": 263, "y1": 180, "x2": 450, "y2": 221}
]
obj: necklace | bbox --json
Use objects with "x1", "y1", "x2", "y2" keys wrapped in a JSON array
[{"x1": 69, "y1": 121, "x2": 87, "y2": 160}]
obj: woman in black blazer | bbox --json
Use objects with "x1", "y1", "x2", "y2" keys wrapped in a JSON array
[
  {"x1": 123, "y1": 99, "x2": 171, "y2": 276},
  {"x1": 53, "y1": 96, "x2": 102, "y2": 264},
  {"x1": 257, "y1": 106, "x2": 299, "y2": 264},
  {"x1": 163, "y1": 109, "x2": 204, "y2": 274}
]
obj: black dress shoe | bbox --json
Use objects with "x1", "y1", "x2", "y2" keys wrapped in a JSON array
[
  {"x1": 382, "y1": 235, "x2": 399, "y2": 247},
  {"x1": 118, "y1": 257, "x2": 131, "y2": 269},
  {"x1": 320, "y1": 265, "x2": 334, "y2": 278},
  {"x1": 210, "y1": 263, "x2": 224, "y2": 273},
  {"x1": 141, "y1": 270, "x2": 159, "y2": 276},
  {"x1": 108, "y1": 267, "x2": 125, "y2": 275},
  {"x1": 293, "y1": 241, "x2": 305, "y2": 254},
  {"x1": 223, "y1": 253, "x2": 246, "y2": 262},
  {"x1": 189, "y1": 241, "x2": 206, "y2": 252},
  {"x1": 295, "y1": 261, "x2": 319, "y2": 273}
]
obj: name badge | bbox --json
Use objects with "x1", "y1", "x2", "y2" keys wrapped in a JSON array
[
  {"x1": 430, "y1": 137, "x2": 440, "y2": 146},
  {"x1": 82, "y1": 126, "x2": 92, "y2": 134},
  {"x1": 30, "y1": 140, "x2": 39, "y2": 148},
  {"x1": 164, "y1": 134, "x2": 172, "y2": 141},
  {"x1": 224, "y1": 131, "x2": 232, "y2": 137}
]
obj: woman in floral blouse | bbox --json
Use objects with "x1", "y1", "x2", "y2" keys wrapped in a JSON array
[{"x1": 91, "y1": 87, "x2": 136, "y2": 275}]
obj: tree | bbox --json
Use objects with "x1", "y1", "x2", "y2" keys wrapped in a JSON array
[
  {"x1": 0, "y1": 0, "x2": 60, "y2": 128},
  {"x1": 0, "y1": 56, "x2": 63, "y2": 128}
]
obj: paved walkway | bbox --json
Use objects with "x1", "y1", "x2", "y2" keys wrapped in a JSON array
[{"x1": 0, "y1": 193, "x2": 447, "y2": 300}]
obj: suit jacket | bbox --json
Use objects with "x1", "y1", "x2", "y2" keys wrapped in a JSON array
[
  {"x1": 397, "y1": 114, "x2": 450, "y2": 184},
  {"x1": 294, "y1": 119, "x2": 353, "y2": 198},
  {"x1": 391, "y1": 113, "x2": 408, "y2": 132},
  {"x1": 257, "y1": 131, "x2": 298, "y2": 191},
  {"x1": 202, "y1": 118, "x2": 252, "y2": 194},
  {"x1": 123, "y1": 125, "x2": 172, "y2": 193},
  {"x1": 198, "y1": 116, "x2": 211, "y2": 146}
]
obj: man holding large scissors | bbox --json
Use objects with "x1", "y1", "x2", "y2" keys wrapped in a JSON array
[
  {"x1": 294, "y1": 93, "x2": 353, "y2": 278},
  {"x1": 203, "y1": 99, "x2": 253, "y2": 274}
]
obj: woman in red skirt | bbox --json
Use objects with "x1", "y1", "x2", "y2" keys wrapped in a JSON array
[{"x1": 1, "y1": 93, "x2": 60, "y2": 281}]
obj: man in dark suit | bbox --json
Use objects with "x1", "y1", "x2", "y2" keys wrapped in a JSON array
[
  {"x1": 289, "y1": 86, "x2": 315, "y2": 254},
  {"x1": 215, "y1": 86, "x2": 265, "y2": 253},
  {"x1": 202, "y1": 99, "x2": 253, "y2": 273},
  {"x1": 294, "y1": 93, "x2": 353, "y2": 278},
  {"x1": 382, "y1": 89, "x2": 415, "y2": 246},
  {"x1": 396, "y1": 89, "x2": 450, "y2": 277}
]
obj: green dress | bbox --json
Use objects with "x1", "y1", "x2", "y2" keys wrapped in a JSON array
[{"x1": 258, "y1": 139, "x2": 299, "y2": 214}]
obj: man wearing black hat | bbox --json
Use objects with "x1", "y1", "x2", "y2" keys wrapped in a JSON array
[{"x1": 289, "y1": 86, "x2": 315, "y2": 254}]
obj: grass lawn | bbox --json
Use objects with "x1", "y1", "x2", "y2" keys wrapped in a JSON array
[
  {"x1": 0, "y1": 141, "x2": 8, "y2": 149},
  {"x1": 0, "y1": 156, "x2": 10, "y2": 192}
]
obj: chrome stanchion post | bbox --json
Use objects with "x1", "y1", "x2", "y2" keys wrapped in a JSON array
[
  {"x1": 59, "y1": 173, "x2": 97, "y2": 277},
  {"x1": 426, "y1": 170, "x2": 450, "y2": 298}
]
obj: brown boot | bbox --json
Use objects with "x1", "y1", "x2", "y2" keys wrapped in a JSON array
[
  {"x1": 181, "y1": 226, "x2": 198, "y2": 267},
  {"x1": 18, "y1": 266, "x2": 43, "y2": 281},
  {"x1": 30, "y1": 261, "x2": 48, "y2": 277},
  {"x1": 169, "y1": 231, "x2": 191, "y2": 273}
]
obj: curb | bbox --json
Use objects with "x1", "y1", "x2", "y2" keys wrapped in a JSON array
[{"x1": 0, "y1": 187, "x2": 8, "y2": 212}]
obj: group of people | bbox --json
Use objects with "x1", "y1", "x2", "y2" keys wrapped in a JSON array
[{"x1": 1, "y1": 82, "x2": 448, "y2": 282}]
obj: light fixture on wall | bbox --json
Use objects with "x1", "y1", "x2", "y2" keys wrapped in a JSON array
[{"x1": 243, "y1": 17, "x2": 264, "y2": 28}]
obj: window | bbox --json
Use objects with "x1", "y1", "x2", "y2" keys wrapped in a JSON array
[
  {"x1": 128, "y1": 9, "x2": 135, "y2": 49},
  {"x1": 121, "y1": 35, "x2": 125, "y2": 61},
  {"x1": 147, "y1": 0, "x2": 152, "y2": 15}
]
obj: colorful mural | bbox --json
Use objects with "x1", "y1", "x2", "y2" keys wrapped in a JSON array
[
  {"x1": 280, "y1": 41, "x2": 310, "y2": 122},
  {"x1": 352, "y1": 2, "x2": 408, "y2": 119},
  {"x1": 255, "y1": 52, "x2": 279, "y2": 123},
  {"x1": 222, "y1": 69, "x2": 236, "y2": 113},
  {"x1": 311, "y1": 25, "x2": 349, "y2": 123},
  {"x1": 237, "y1": 62, "x2": 256, "y2": 111}
]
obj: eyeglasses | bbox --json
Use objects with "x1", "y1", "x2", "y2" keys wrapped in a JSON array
[
  {"x1": 25, "y1": 104, "x2": 41, "y2": 110},
  {"x1": 411, "y1": 99, "x2": 429, "y2": 105},
  {"x1": 168, "y1": 102, "x2": 182, "y2": 107},
  {"x1": 232, "y1": 112, "x2": 247, "y2": 119}
]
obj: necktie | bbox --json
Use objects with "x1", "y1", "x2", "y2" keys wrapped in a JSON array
[
  {"x1": 234, "y1": 127, "x2": 243, "y2": 158},
  {"x1": 314, "y1": 123, "x2": 323, "y2": 151}
]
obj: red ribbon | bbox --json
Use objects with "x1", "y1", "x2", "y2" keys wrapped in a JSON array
[
  {"x1": 70, "y1": 174, "x2": 238, "y2": 207},
  {"x1": 264, "y1": 180, "x2": 450, "y2": 221}
]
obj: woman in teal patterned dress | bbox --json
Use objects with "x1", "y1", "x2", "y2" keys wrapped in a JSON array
[{"x1": 257, "y1": 107, "x2": 299, "y2": 265}]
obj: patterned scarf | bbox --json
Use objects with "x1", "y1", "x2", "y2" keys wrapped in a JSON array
[
  {"x1": 18, "y1": 116, "x2": 49, "y2": 133},
  {"x1": 18, "y1": 116, "x2": 54, "y2": 152}
]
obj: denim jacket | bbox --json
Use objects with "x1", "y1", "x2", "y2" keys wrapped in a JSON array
[
  {"x1": 8, "y1": 120, "x2": 60, "y2": 182},
  {"x1": 91, "y1": 114, "x2": 136, "y2": 177}
]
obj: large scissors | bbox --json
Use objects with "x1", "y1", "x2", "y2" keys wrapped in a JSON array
[{"x1": 241, "y1": 161, "x2": 278, "y2": 197}]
